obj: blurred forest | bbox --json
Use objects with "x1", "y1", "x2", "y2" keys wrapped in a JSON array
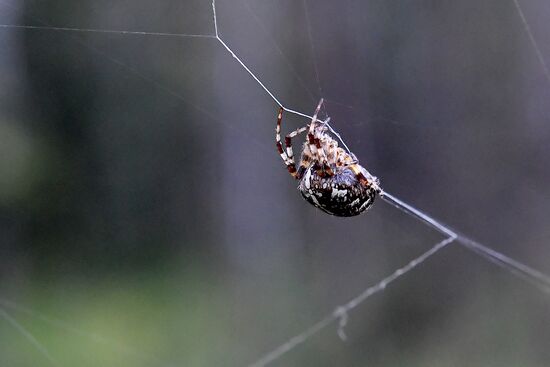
[{"x1": 1, "y1": 0, "x2": 550, "y2": 366}]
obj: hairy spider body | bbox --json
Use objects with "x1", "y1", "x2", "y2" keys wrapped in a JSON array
[{"x1": 276, "y1": 99, "x2": 380, "y2": 217}]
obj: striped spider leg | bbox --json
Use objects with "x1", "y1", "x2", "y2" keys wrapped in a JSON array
[{"x1": 276, "y1": 108, "x2": 310, "y2": 179}]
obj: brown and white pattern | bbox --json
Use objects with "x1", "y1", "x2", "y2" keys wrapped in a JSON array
[{"x1": 276, "y1": 99, "x2": 381, "y2": 217}]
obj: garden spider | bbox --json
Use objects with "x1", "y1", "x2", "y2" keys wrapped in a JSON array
[{"x1": 276, "y1": 99, "x2": 380, "y2": 217}]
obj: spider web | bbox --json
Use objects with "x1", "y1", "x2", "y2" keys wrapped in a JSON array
[{"x1": 1, "y1": 0, "x2": 550, "y2": 366}]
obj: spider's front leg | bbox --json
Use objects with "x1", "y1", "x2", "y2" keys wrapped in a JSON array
[{"x1": 276, "y1": 108, "x2": 308, "y2": 179}]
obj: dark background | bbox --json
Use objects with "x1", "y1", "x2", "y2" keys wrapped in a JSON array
[{"x1": 1, "y1": 0, "x2": 549, "y2": 366}]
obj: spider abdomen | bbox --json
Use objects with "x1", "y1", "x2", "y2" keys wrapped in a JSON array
[{"x1": 298, "y1": 165, "x2": 379, "y2": 217}]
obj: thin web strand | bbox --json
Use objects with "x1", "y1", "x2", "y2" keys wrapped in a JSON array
[
  {"x1": 381, "y1": 192, "x2": 550, "y2": 293},
  {"x1": 302, "y1": 0, "x2": 323, "y2": 96},
  {"x1": 0, "y1": 24, "x2": 215, "y2": 39},
  {"x1": 220, "y1": 1, "x2": 355, "y2": 112},
  {"x1": 0, "y1": 308, "x2": 61, "y2": 367},
  {"x1": 0, "y1": 0, "x2": 272, "y2": 158},
  {"x1": 0, "y1": 299, "x2": 172, "y2": 366},
  {"x1": 212, "y1": 0, "x2": 281, "y2": 106},
  {"x1": 248, "y1": 190, "x2": 550, "y2": 366},
  {"x1": 215, "y1": 36, "x2": 284, "y2": 107},
  {"x1": 456, "y1": 237, "x2": 550, "y2": 293},
  {"x1": 211, "y1": 0, "x2": 355, "y2": 155},
  {"x1": 511, "y1": 0, "x2": 550, "y2": 86},
  {"x1": 240, "y1": 0, "x2": 317, "y2": 103},
  {"x1": 380, "y1": 191, "x2": 457, "y2": 238},
  {"x1": 247, "y1": 236, "x2": 456, "y2": 367}
]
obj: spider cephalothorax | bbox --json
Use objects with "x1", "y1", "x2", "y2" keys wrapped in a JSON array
[{"x1": 276, "y1": 99, "x2": 380, "y2": 217}]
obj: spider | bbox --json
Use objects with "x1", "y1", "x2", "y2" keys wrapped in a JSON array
[{"x1": 276, "y1": 99, "x2": 381, "y2": 217}]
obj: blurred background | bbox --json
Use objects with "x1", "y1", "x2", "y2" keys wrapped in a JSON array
[{"x1": 1, "y1": 0, "x2": 550, "y2": 366}]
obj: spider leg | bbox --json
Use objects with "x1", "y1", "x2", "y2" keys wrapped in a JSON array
[
  {"x1": 308, "y1": 99, "x2": 334, "y2": 177},
  {"x1": 307, "y1": 99, "x2": 324, "y2": 161},
  {"x1": 276, "y1": 108, "x2": 295, "y2": 175},
  {"x1": 317, "y1": 118, "x2": 336, "y2": 176},
  {"x1": 349, "y1": 164, "x2": 380, "y2": 192},
  {"x1": 285, "y1": 127, "x2": 308, "y2": 164},
  {"x1": 276, "y1": 108, "x2": 308, "y2": 179},
  {"x1": 285, "y1": 126, "x2": 309, "y2": 179}
]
